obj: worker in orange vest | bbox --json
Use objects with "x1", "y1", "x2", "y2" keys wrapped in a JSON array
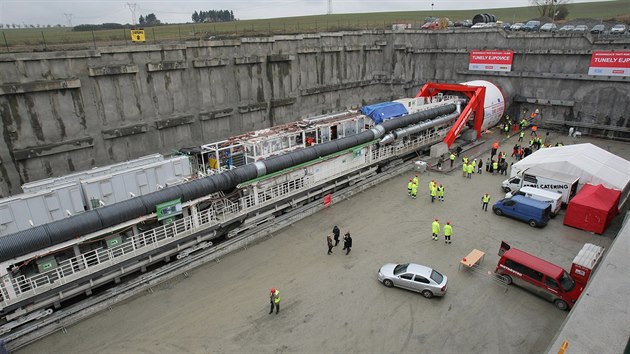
[
  {"x1": 491, "y1": 141, "x2": 499, "y2": 158},
  {"x1": 531, "y1": 125, "x2": 538, "y2": 137}
]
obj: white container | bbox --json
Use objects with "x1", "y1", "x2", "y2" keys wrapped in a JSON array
[{"x1": 414, "y1": 161, "x2": 427, "y2": 173}]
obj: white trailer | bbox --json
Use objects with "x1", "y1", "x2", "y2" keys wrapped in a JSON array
[
  {"x1": 505, "y1": 186, "x2": 563, "y2": 216},
  {"x1": 501, "y1": 166, "x2": 580, "y2": 204}
]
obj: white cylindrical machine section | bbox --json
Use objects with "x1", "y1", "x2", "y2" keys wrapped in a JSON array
[{"x1": 460, "y1": 80, "x2": 506, "y2": 130}]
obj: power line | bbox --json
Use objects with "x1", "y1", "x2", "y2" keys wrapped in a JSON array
[
  {"x1": 327, "y1": 0, "x2": 333, "y2": 14},
  {"x1": 126, "y1": 3, "x2": 138, "y2": 25},
  {"x1": 63, "y1": 13, "x2": 73, "y2": 28}
]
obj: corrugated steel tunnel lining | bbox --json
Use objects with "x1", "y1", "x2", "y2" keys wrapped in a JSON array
[{"x1": 0, "y1": 103, "x2": 457, "y2": 263}]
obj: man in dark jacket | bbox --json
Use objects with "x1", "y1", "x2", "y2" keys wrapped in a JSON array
[
  {"x1": 332, "y1": 225, "x2": 340, "y2": 246},
  {"x1": 343, "y1": 232, "x2": 353, "y2": 255}
]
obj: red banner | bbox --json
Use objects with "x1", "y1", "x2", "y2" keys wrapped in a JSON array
[
  {"x1": 323, "y1": 194, "x2": 332, "y2": 207},
  {"x1": 469, "y1": 50, "x2": 514, "y2": 72},
  {"x1": 588, "y1": 51, "x2": 630, "y2": 77}
]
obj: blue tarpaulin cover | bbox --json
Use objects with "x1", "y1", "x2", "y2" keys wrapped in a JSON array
[{"x1": 360, "y1": 102, "x2": 408, "y2": 124}]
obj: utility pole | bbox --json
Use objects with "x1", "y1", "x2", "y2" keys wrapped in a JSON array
[
  {"x1": 63, "y1": 13, "x2": 73, "y2": 28},
  {"x1": 431, "y1": 3, "x2": 434, "y2": 12},
  {"x1": 126, "y1": 3, "x2": 138, "y2": 25},
  {"x1": 327, "y1": 0, "x2": 332, "y2": 15}
]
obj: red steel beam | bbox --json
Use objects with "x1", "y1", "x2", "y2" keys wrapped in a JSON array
[{"x1": 415, "y1": 83, "x2": 486, "y2": 147}]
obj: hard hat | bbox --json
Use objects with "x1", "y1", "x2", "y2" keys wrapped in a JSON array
[
  {"x1": 447, "y1": 221, "x2": 450, "y2": 224},
  {"x1": 435, "y1": 218, "x2": 439, "y2": 221},
  {"x1": 439, "y1": 184, "x2": 442, "y2": 186},
  {"x1": 270, "y1": 288, "x2": 276, "y2": 293}
]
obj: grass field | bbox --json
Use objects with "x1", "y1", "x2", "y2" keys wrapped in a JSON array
[{"x1": 0, "y1": 0, "x2": 628, "y2": 53}]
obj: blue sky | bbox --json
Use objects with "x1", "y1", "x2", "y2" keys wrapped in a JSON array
[{"x1": 0, "y1": 0, "x2": 610, "y2": 26}]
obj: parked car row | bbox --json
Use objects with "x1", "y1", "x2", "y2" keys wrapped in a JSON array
[
  {"x1": 558, "y1": 24, "x2": 592, "y2": 33},
  {"x1": 508, "y1": 21, "x2": 628, "y2": 34},
  {"x1": 420, "y1": 19, "x2": 628, "y2": 35},
  {"x1": 470, "y1": 22, "x2": 495, "y2": 29}
]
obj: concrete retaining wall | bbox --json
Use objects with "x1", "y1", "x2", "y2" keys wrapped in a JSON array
[{"x1": 0, "y1": 29, "x2": 628, "y2": 196}]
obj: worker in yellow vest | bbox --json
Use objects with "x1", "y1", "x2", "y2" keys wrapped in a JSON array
[
  {"x1": 411, "y1": 182, "x2": 418, "y2": 199},
  {"x1": 462, "y1": 162, "x2": 468, "y2": 177},
  {"x1": 482, "y1": 193, "x2": 491, "y2": 211},
  {"x1": 492, "y1": 160, "x2": 498, "y2": 175},
  {"x1": 437, "y1": 184, "x2": 444, "y2": 202},
  {"x1": 432, "y1": 219, "x2": 440, "y2": 241},
  {"x1": 443, "y1": 221, "x2": 453, "y2": 244},
  {"x1": 449, "y1": 152, "x2": 456, "y2": 168},
  {"x1": 269, "y1": 288, "x2": 280, "y2": 314},
  {"x1": 430, "y1": 183, "x2": 437, "y2": 203},
  {"x1": 520, "y1": 118, "x2": 528, "y2": 129},
  {"x1": 467, "y1": 162, "x2": 474, "y2": 179},
  {"x1": 413, "y1": 174, "x2": 419, "y2": 186},
  {"x1": 407, "y1": 179, "x2": 414, "y2": 196}
]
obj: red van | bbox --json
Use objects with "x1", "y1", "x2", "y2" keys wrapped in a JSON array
[{"x1": 495, "y1": 241, "x2": 594, "y2": 310}]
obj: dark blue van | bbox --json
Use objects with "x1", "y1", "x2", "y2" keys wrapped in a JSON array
[{"x1": 492, "y1": 195, "x2": 551, "y2": 227}]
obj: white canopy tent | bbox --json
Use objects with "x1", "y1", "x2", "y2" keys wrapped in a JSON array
[{"x1": 511, "y1": 143, "x2": 630, "y2": 206}]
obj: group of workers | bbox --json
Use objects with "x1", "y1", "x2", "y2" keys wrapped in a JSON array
[
  {"x1": 327, "y1": 225, "x2": 352, "y2": 255},
  {"x1": 423, "y1": 110, "x2": 548, "y2": 244},
  {"x1": 408, "y1": 176, "x2": 444, "y2": 202},
  {"x1": 431, "y1": 218, "x2": 453, "y2": 244},
  {"x1": 460, "y1": 156, "x2": 481, "y2": 178},
  {"x1": 487, "y1": 152, "x2": 510, "y2": 175},
  {"x1": 430, "y1": 179, "x2": 445, "y2": 202},
  {"x1": 502, "y1": 115, "x2": 533, "y2": 137}
]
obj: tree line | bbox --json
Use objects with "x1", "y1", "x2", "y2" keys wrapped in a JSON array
[
  {"x1": 73, "y1": 23, "x2": 129, "y2": 31},
  {"x1": 1, "y1": 24, "x2": 63, "y2": 29},
  {"x1": 139, "y1": 14, "x2": 160, "y2": 26},
  {"x1": 71, "y1": 13, "x2": 161, "y2": 31},
  {"x1": 192, "y1": 10, "x2": 235, "y2": 23}
]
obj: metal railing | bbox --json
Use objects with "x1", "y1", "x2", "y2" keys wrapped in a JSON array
[
  {"x1": 0, "y1": 129, "x2": 449, "y2": 306},
  {"x1": 2, "y1": 206, "x2": 221, "y2": 306}
]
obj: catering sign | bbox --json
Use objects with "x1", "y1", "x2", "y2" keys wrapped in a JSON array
[
  {"x1": 588, "y1": 51, "x2": 630, "y2": 77},
  {"x1": 469, "y1": 50, "x2": 514, "y2": 72}
]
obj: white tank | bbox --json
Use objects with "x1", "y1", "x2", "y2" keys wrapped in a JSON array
[{"x1": 460, "y1": 80, "x2": 506, "y2": 130}]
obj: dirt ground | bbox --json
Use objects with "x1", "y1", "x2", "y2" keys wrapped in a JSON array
[{"x1": 19, "y1": 130, "x2": 625, "y2": 354}]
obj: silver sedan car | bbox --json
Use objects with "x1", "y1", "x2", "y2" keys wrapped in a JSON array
[{"x1": 377, "y1": 263, "x2": 448, "y2": 298}]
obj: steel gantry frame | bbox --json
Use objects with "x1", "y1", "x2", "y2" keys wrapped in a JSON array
[{"x1": 415, "y1": 83, "x2": 486, "y2": 148}]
